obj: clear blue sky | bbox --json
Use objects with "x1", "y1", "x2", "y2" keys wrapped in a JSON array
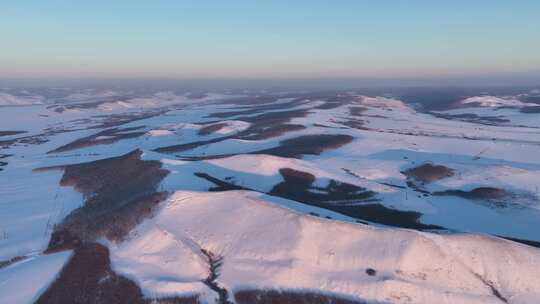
[{"x1": 1, "y1": 0, "x2": 539, "y2": 80}]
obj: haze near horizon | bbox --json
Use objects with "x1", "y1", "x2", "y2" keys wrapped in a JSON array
[{"x1": 1, "y1": 0, "x2": 539, "y2": 83}]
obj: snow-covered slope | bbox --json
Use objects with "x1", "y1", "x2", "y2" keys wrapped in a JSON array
[
  {"x1": 0, "y1": 93, "x2": 44, "y2": 106},
  {"x1": 97, "y1": 92, "x2": 229, "y2": 111},
  {"x1": 110, "y1": 190, "x2": 540, "y2": 304},
  {"x1": 0, "y1": 251, "x2": 72, "y2": 304},
  {"x1": 459, "y1": 96, "x2": 534, "y2": 108}
]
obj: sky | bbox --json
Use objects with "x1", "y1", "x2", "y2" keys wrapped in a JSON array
[{"x1": 1, "y1": 1, "x2": 540, "y2": 83}]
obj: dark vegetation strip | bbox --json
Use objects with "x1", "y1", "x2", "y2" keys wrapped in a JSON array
[
  {"x1": 35, "y1": 149, "x2": 169, "y2": 252},
  {"x1": 0, "y1": 134, "x2": 49, "y2": 148},
  {"x1": 499, "y1": 236, "x2": 540, "y2": 249},
  {"x1": 349, "y1": 106, "x2": 368, "y2": 117},
  {"x1": 214, "y1": 95, "x2": 279, "y2": 106},
  {"x1": 521, "y1": 106, "x2": 540, "y2": 113},
  {"x1": 228, "y1": 109, "x2": 309, "y2": 141},
  {"x1": 89, "y1": 111, "x2": 164, "y2": 129},
  {"x1": 401, "y1": 163, "x2": 454, "y2": 184},
  {"x1": 207, "y1": 107, "x2": 274, "y2": 119},
  {"x1": 0, "y1": 154, "x2": 10, "y2": 171},
  {"x1": 173, "y1": 134, "x2": 354, "y2": 161},
  {"x1": 433, "y1": 187, "x2": 507, "y2": 200},
  {"x1": 234, "y1": 289, "x2": 371, "y2": 304},
  {"x1": 340, "y1": 119, "x2": 366, "y2": 130},
  {"x1": 36, "y1": 243, "x2": 200, "y2": 304},
  {"x1": 41, "y1": 111, "x2": 164, "y2": 152},
  {"x1": 154, "y1": 109, "x2": 310, "y2": 153},
  {"x1": 37, "y1": 243, "x2": 142, "y2": 304},
  {"x1": 200, "y1": 249, "x2": 233, "y2": 304},
  {"x1": 429, "y1": 111, "x2": 511, "y2": 125},
  {"x1": 233, "y1": 109, "x2": 309, "y2": 125},
  {"x1": 207, "y1": 98, "x2": 309, "y2": 118},
  {"x1": 51, "y1": 101, "x2": 111, "y2": 113},
  {"x1": 471, "y1": 272, "x2": 508, "y2": 303},
  {"x1": 379, "y1": 182, "x2": 407, "y2": 189},
  {"x1": 432, "y1": 187, "x2": 518, "y2": 209},
  {"x1": 0, "y1": 130, "x2": 27, "y2": 137},
  {"x1": 253, "y1": 134, "x2": 354, "y2": 158},
  {"x1": 32, "y1": 150, "x2": 204, "y2": 303},
  {"x1": 270, "y1": 168, "x2": 440, "y2": 230},
  {"x1": 342, "y1": 168, "x2": 407, "y2": 190},
  {"x1": 194, "y1": 173, "x2": 249, "y2": 192},
  {"x1": 401, "y1": 162, "x2": 454, "y2": 196},
  {"x1": 518, "y1": 94, "x2": 540, "y2": 105},
  {"x1": 0, "y1": 255, "x2": 27, "y2": 269},
  {"x1": 198, "y1": 123, "x2": 229, "y2": 135},
  {"x1": 195, "y1": 168, "x2": 441, "y2": 230},
  {"x1": 48, "y1": 126, "x2": 147, "y2": 154},
  {"x1": 238, "y1": 124, "x2": 306, "y2": 141},
  {"x1": 0, "y1": 138, "x2": 16, "y2": 148},
  {"x1": 155, "y1": 135, "x2": 236, "y2": 153},
  {"x1": 175, "y1": 154, "x2": 237, "y2": 161},
  {"x1": 0, "y1": 112, "x2": 160, "y2": 152},
  {"x1": 313, "y1": 123, "x2": 347, "y2": 129},
  {"x1": 193, "y1": 159, "x2": 536, "y2": 242}
]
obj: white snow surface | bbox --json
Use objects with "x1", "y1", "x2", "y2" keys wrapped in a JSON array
[
  {"x1": 111, "y1": 190, "x2": 540, "y2": 304},
  {"x1": 359, "y1": 96, "x2": 412, "y2": 111},
  {"x1": 0, "y1": 93, "x2": 44, "y2": 106},
  {"x1": 0, "y1": 251, "x2": 72, "y2": 304},
  {"x1": 208, "y1": 120, "x2": 251, "y2": 135},
  {"x1": 62, "y1": 90, "x2": 121, "y2": 102},
  {"x1": 97, "y1": 92, "x2": 227, "y2": 111},
  {"x1": 459, "y1": 96, "x2": 535, "y2": 108}
]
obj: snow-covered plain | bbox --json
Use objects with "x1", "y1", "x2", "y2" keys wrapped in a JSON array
[{"x1": 1, "y1": 87, "x2": 540, "y2": 303}]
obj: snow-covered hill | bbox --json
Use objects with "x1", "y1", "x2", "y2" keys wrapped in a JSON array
[{"x1": 110, "y1": 190, "x2": 540, "y2": 303}]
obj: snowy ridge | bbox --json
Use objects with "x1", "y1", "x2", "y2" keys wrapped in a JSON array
[
  {"x1": 0, "y1": 93, "x2": 44, "y2": 106},
  {"x1": 0, "y1": 251, "x2": 72, "y2": 304},
  {"x1": 62, "y1": 90, "x2": 122, "y2": 102},
  {"x1": 111, "y1": 190, "x2": 540, "y2": 304},
  {"x1": 97, "y1": 92, "x2": 228, "y2": 111},
  {"x1": 459, "y1": 96, "x2": 535, "y2": 108},
  {"x1": 359, "y1": 96, "x2": 412, "y2": 111}
]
